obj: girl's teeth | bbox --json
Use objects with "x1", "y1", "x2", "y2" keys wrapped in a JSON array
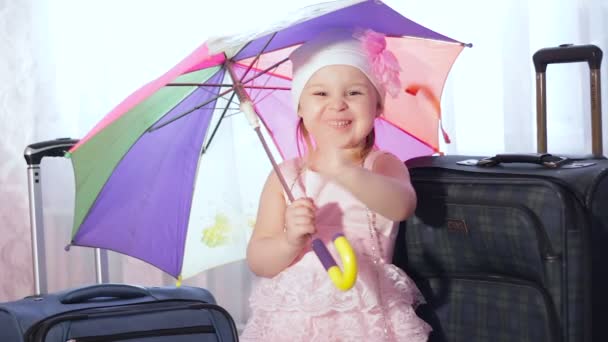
[{"x1": 330, "y1": 120, "x2": 351, "y2": 127}]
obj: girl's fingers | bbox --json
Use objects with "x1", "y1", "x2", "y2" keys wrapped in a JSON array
[
  {"x1": 292, "y1": 198, "x2": 316, "y2": 210},
  {"x1": 285, "y1": 198, "x2": 316, "y2": 238},
  {"x1": 292, "y1": 216, "x2": 314, "y2": 226},
  {"x1": 290, "y1": 227, "x2": 316, "y2": 238},
  {"x1": 290, "y1": 207, "x2": 315, "y2": 218},
  {"x1": 285, "y1": 220, "x2": 313, "y2": 233}
]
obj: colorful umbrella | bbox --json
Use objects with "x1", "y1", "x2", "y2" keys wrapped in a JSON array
[{"x1": 66, "y1": 0, "x2": 467, "y2": 281}]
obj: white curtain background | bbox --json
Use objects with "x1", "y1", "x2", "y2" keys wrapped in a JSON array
[{"x1": 1, "y1": 0, "x2": 607, "y2": 329}]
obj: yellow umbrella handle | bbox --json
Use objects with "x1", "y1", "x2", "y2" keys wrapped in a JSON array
[{"x1": 312, "y1": 234, "x2": 358, "y2": 291}]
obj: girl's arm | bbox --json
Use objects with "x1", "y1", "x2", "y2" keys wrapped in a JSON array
[
  {"x1": 328, "y1": 153, "x2": 416, "y2": 221},
  {"x1": 246, "y1": 170, "x2": 308, "y2": 278}
]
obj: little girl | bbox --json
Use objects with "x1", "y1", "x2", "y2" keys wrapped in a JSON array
[{"x1": 240, "y1": 28, "x2": 431, "y2": 341}]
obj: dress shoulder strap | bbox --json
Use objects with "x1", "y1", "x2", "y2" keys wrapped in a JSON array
[
  {"x1": 277, "y1": 158, "x2": 306, "y2": 202},
  {"x1": 363, "y1": 149, "x2": 389, "y2": 171}
]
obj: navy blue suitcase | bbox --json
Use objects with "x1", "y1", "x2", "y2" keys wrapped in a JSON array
[
  {"x1": 11, "y1": 140, "x2": 239, "y2": 341},
  {"x1": 0, "y1": 283, "x2": 238, "y2": 341}
]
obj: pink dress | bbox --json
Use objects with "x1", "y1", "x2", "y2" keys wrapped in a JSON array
[{"x1": 240, "y1": 151, "x2": 431, "y2": 341}]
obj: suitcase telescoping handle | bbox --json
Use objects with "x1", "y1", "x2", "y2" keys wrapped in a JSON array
[
  {"x1": 533, "y1": 44, "x2": 603, "y2": 157},
  {"x1": 23, "y1": 138, "x2": 110, "y2": 296},
  {"x1": 59, "y1": 284, "x2": 150, "y2": 304},
  {"x1": 24, "y1": 138, "x2": 79, "y2": 296}
]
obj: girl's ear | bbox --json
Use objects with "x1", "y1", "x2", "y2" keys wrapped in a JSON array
[{"x1": 376, "y1": 101, "x2": 384, "y2": 117}]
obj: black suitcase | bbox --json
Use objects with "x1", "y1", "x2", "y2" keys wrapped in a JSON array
[
  {"x1": 394, "y1": 44, "x2": 605, "y2": 342},
  {"x1": 0, "y1": 284, "x2": 239, "y2": 341}
]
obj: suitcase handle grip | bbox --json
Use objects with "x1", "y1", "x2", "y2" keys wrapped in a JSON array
[
  {"x1": 24, "y1": 138, "x2": 79, "y2": 165},
  {"x1": 477, "y1": 153, "x2": 568, "y2": 168},
  {"x1": 533, "y1": 44, "x2": 603, "y2": 72},
  {"x1": 59, "y1": 284, "x2": 150, "y2": 304}
]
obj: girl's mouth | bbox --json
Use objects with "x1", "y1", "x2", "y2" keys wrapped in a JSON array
[{"x1": 328, "y1": 120, "x2": 352, "y2": 128}]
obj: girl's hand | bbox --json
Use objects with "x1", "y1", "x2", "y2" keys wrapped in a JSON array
[{"x1": 284, "y1": 198, "x2": 317, "y2": 248}]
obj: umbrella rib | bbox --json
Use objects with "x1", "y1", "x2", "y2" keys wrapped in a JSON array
[
  {"x1": 223, "y1": 111, "x2": 242, "y2": 118},
  {"x1": 237, "y1": 57, "x2": 291, "y2": 104},
  {"x1": 152, "y1": 58, "x2": 291, "y2": 133},
  {"x1": 238, "y1": 32, "x2": 278, "y2": 83},
  {"x1": 195, "y1": 84, "x2": 236, "y2": 103},
  {"x1": 167, "y1": 83, "x2": 290, "y2": 91},
  {"x1": 251, "y1": 75, "x2": 283, "y2": 106},
  {"x1": 202, "y1": 90, "x2": 239, "y2": 154},
  {"x1": 246, "y1": 58, "x2": 285, "y2": 104},
  {"x1": 148, "y1": 86, "x2": 235, "y2": 133},
  {"x1": 252, "y1": 86, "x2": 281, "y2": 106},
  {"x1": 391, "y1": 35, "x2": 473, "y2": 47},
  {"x1": 207, "y1": 107, "x2": 241, "y2": 112},
  {"x1": 240, "y1": 57, "x2": 289, "y2": 85}
]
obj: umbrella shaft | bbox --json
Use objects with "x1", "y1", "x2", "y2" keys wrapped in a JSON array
[
  {"x1": 253, "y1": 127, "x2": 295, "y2": 203},
  {"x1": 225, "y1": 60, "x2": 296, "y2": 202}
]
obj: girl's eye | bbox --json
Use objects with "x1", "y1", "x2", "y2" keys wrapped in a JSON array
[
  {"x1": 313, "y1": 91, "x2": 327, "y2": 96},
  {"x1": 348, "y1": 90, "x2": 363, "y2": 96}
]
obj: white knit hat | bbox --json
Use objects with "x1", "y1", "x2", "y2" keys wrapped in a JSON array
[{"x1": 289, "y1": 28, "x2": 401, "y2": 108}]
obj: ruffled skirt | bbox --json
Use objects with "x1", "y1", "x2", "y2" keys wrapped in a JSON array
[{"x1": 240, "y1": 252, "x2": 431, "y2": 341}]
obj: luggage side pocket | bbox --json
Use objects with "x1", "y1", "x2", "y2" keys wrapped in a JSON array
[{"x1": 416, "y1": 275, "x2": 560, "y2": 342}]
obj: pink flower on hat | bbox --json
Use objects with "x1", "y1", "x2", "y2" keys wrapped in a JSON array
[{"x1": 354, "y1": 29, "x2": 402, "y2": 98}]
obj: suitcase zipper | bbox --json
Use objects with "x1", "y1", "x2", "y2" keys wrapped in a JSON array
[
  {"x1": 65, "y1": 324, "x2": 215, "y2": 341},
  {"x1": 27, "y1": 300, "x2": 238, "y2": 342}
]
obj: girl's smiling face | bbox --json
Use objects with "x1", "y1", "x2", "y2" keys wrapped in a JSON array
[{"x1": 298, "y1": 64, "x2": 381, "y2": 152}]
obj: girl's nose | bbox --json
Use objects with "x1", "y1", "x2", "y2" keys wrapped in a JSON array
[{"x1": 328, "y1": 96, "x2": 347, "y2": 111}]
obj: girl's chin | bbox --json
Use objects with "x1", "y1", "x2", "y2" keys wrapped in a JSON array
[
  {"x1": 315, "y1": 141, "x2": 364, "y2": 151},
  {"x1": 311, "y1": 132, "x2": 367, "y2": 150}
]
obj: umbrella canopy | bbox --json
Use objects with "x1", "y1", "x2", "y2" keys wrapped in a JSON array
[{"x1": 67, "y1": 0, "x2": 467, "y2": 280}]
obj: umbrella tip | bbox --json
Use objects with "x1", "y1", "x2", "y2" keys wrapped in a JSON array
[
  {"x1": 463, "y1": 43, "x2": 473, "y2": 48},
  {"x1": 64, "y1": 244, "x2": 72, "y2": 251}
]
